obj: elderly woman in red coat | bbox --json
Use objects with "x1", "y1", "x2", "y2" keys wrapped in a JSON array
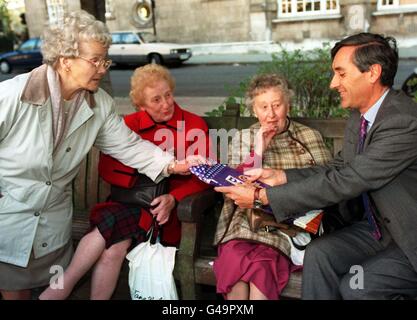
[{"x1": 40, "y1": 64, "x2": 211, "y2": 299}]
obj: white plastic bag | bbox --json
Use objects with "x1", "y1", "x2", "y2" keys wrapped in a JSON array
[
  {"x1": 126, "y1": 232, "x2": 178, "y2": 300},
  {"x1": 280, "y1": 231, "x2": 312, "y2": 266}
]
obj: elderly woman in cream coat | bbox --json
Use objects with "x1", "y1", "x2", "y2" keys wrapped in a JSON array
[{"x1": 0, "y1": 11, "x2": 194, "y2": 300}]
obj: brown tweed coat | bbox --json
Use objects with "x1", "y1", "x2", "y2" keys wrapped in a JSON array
[{"x1": 214, "y1": 119, "x2": 332, "y2": 259}]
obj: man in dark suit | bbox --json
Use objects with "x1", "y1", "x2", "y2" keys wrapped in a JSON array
[{"x1": 215, "y1": 33, "x2": 417, "y2": 299}]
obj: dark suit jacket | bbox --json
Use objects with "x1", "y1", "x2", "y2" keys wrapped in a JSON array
[{"x1": 267, "y1": 90, "x2": 417, "y2": 271}]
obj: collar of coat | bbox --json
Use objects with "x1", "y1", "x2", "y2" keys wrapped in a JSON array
[
  {"x1": 20, "y1": 64, "x2": 96, "y2": 108},
  {"x1": 137, "y1": 102, "x2": 185, "y2": 131}
]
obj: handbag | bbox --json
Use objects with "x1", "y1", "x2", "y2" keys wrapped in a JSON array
[
  {"x1": 247, "y1": 209, "x2": 303, "y2": 237},
  {"x1": 126, "y1": 222, "x2": 179, "y2": 300},
  {"x1": 98, "y1": 153, "x2": 138, "y2": 188},
  {"x1": 110, "y1": 173, "x2": 169, "y2": 209},
  {"x1": 247, "y1": 209, "x2": 313, "y2": 265}
]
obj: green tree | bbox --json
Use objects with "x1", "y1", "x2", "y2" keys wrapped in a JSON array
[
  {"x1": 0, "y1": 0, "x2": 15, "y2": 52},
  {"x1": 0, "y1": 0, "x2": 11, "y2": 33}
]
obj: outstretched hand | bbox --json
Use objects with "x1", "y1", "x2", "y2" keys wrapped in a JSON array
[{"x1": 170, "y1": 155, "x2": 210, "y2": 175}]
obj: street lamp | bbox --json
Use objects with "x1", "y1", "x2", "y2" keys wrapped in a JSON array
[{"x1": 151, "y1": 0, "x2": 156, "y2": 37}]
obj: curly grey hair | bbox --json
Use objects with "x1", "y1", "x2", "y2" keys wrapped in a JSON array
[
  {"x1": 246, "y1": 73, "x2": 294, "y2": 112},
  {"x1": 41, "y1": 10, "x2": 112, "y2": 66}
]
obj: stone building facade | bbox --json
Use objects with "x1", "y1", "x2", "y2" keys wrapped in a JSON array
[{"x1": 24, "y1": 0, "x2": 417, "y2": 45}]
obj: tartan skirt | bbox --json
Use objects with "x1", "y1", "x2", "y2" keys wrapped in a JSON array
[{"x1": 89, "y1": 201, "x2": 147, "y2": 249}]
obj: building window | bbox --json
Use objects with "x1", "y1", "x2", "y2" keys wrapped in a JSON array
[
  {"x1": 378, "y1": 0, "x2": 399, "y2": 10},
  {"x1": 377, "y1": 0, "x2": 417, "y2": 11},
  {"x1": 278, "y1": 0, "x2": 340, "y2": 18},
  {"x1": 46, "y1": 0, "x2": 65, "y2": 26}
]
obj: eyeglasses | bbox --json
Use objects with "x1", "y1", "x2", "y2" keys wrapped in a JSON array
[{"x1": 77, "y1": 56, "x2": 112, "y2": 70}]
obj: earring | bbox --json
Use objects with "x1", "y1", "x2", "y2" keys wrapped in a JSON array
[{"x1": 65, "y1": 67, "x2": 70, "y2": 72}]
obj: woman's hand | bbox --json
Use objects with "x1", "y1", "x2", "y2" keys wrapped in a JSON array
[
  {"x1": 254, "y1": 125, "x2": 278, "y2": 155},
  {"x1": 244, "y1": 168, "x2": 287, "y2": 186},
  {"x1": 169, "y1": 155, "x2": 210, "y2": 175},
  {"x1": 149, "y1": 194, "x2": 176, "y2": 225}
]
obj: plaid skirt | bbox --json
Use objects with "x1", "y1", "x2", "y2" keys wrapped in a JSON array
[{"x1": 89, "y1": 201, "x2": 148, "y2": 249}]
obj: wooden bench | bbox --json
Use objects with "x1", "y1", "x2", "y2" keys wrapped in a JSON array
[{"x1": 71, "y1": 111, "x2": 347, "y2": 300}]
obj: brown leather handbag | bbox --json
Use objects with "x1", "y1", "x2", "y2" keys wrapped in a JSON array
[{"x1": 247, "y1": 209, "x2": 303, "y2": 237}]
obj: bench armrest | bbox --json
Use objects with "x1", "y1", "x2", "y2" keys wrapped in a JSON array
[{"x1": 176, "y1": 189, "x2": 218, "y2": 223}]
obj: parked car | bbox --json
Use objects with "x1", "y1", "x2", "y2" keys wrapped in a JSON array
[
  {"x1": 401, "y1": 67, "x2": 417, "y2": 99},
  {"x1": 108, "y1": 31, "x2": 192, "y2": 67},
  {"x1": 0, "y1": 37, "x2": 43, "y2": 74}
]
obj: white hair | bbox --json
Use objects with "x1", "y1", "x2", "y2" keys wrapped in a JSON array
[{"x1": 41, "y1": 10, "x2": 112, "y2": 66}]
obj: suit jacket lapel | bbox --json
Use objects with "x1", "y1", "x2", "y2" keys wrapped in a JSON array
[{"x1": 344, "y1": 110, "x2": 361, "y2": 159}]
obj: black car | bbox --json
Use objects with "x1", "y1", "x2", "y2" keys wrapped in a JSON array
[{"x1": 0, "y1": 37, "x2": 43, "y2": 74}]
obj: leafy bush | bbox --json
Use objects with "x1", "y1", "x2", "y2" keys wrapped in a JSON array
[
  {"x1": 206, "y1": 44, "x2": 347, "y2": 119},
  {"x1": 205, "y1": 80, "x2": 250, "y2": 117},
  {"x1": 406, "y1": 76, "x2": 417, "y2": 102}
]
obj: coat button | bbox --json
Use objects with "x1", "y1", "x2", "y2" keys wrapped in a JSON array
[
  {"x1": 66, "y1": 147, "x2": 71, "y2": 152},
  {"x1": 299, "y1": 149, "x2": 306, "y2": 154},
  {"x1": 42, "y1": 243, "x2": 48, "y2": 247},
  {"x1": 46, "y1": 181, "x2": 51, "y2": 186},
  {"x1": 34, "y1": 212, "x2": 40, "y2": 217},
  {"x1": 383, "y1": 217, "x2": 391, "y2": 224}
]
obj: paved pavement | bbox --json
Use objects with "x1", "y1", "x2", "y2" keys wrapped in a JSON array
[
  {"x1": 399, "y1": 45, "x2": 417, "y2": 60},
  {"x1": 185, "y1": 40, "x2": 417, "y2": 64}
]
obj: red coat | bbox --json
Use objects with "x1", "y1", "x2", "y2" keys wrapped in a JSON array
[{"x1": 99, "y1": 103, "x2": 211, "y2": 246}]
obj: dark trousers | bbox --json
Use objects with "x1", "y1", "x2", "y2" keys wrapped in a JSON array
[{"x1": 302, "y1": 221, "x2": 417, "y2": 299}]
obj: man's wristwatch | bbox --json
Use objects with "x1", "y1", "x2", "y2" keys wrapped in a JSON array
[{"x1": 253, "y1": 187, "x2": 263, "y2": 209}]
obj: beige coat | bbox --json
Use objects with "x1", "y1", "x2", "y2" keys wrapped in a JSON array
[
  {"x1": 0, "y1": 65, "x2": 173, "y2": 267},
  {"x1": 214, "y1": 120, "x2": 332, "y2": 258}
]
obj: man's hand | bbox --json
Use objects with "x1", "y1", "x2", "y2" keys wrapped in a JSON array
[
  {"x1": 214, "y1": 184, "x2": 256, "y2": 208},
  {"x1": 244, "y1": 168, "x2": 287, "y2": 186},
  {"x1": 150, "y1": 194, "x2": 176, "y2": 225}
]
